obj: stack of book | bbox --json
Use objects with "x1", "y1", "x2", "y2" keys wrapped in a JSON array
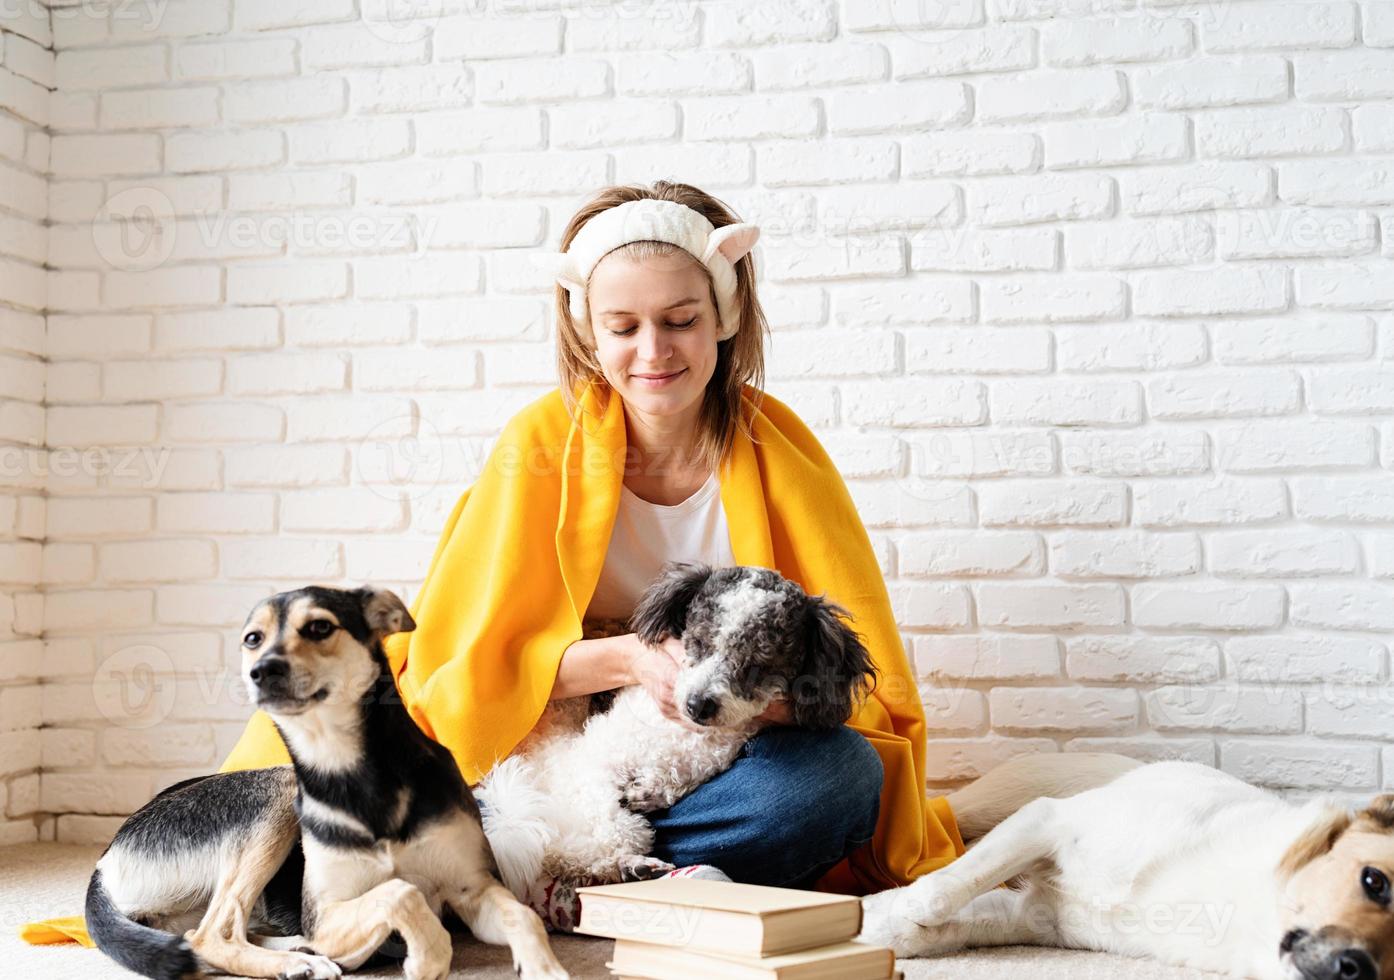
[{"x1": 575, "y1": 877, "x2": 902, "y2": 980}]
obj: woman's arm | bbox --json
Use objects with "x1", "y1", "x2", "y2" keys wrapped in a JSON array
[{"x1": 550, "y1": 633, "x2": 639, "y2": 700}]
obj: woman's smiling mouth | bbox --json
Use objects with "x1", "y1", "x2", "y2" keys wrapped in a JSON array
[{"x1": 631, "y1": 369, "x2": 686, "y2": 387}]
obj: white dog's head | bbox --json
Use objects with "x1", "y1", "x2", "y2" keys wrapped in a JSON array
[
  {"x1": 630, "y1": 562, "x2": 877, "y2": 730},
  {"x1": 1278, "y1": 796, "x2": 1394, "y2": 980}
]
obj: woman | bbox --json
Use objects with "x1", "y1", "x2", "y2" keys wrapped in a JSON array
[{"x1": 219, "y1": 181, "x2": 964, "y2": 924}]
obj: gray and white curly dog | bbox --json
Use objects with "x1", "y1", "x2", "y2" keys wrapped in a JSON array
[{"x1": 478, "y1": 561, "x2": 878, "y2": 897}]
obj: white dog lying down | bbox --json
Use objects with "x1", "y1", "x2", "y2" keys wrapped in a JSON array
[{"x1": 860, "y1": 754, "x2": 1394, "y2": 980}]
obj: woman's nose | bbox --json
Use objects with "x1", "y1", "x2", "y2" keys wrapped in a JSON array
[{"x1": 636, "y1": 323, "x2": 671, "y2": 360}]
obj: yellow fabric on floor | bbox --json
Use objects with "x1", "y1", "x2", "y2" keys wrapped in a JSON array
[
  {"x1": 21, "y1": 380, "x2": 964, "y2": 946},
  {"x1": 19, "y1": 916, "x2": 93, "y2": 947}
]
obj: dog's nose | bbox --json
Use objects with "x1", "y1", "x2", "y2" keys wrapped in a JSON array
[
  {"x1": 1330, "y1": 949, "x2": 1375, "y2": 980},
  {"x1": 685, "y1": 694, "x2": 719, "y2": 724},
  {"x1": 249, "y1": 656, "x2": 290, "y2": 689}
]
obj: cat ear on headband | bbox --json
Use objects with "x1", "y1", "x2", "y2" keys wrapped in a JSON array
[{"x1": 702, "y1": 223, "x2": 760, "y2": 267}]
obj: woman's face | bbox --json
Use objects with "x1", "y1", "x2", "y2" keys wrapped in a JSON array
[{"x1": 587, "y1": 248, "x2": 720, "y2": 427}]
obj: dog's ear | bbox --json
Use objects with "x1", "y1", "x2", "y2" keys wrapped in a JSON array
[
  {"x1": 1361, "y1": 794, "x2": 1394, "y2": 831},
  {"x1": 630, "y1": 562, "x2": 713, "y2": 643},
  {"x1": 1278, "y1": 805, "x2": 1354, "y2": 879},
  {"x1": 790, "y1": 597, "x2": 878, "y2": 730},
  {"x1": 358, "y1": 586, "x2": 416, "y2": 638}
]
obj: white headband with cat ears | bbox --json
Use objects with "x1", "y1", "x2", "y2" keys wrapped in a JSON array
[{"x1": 532, "y1": 198, "x2": 761, "y2": 349}]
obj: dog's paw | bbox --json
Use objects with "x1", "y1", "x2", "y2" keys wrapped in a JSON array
[
  {"x1": 512, "y1": 952, "x2": 570, "y2": 979},
  {"x1": 617, "y1": 855, "x2": 675, "y2": 882},
  {"x1": 277, "y1": 951, "x2": 342, "y2": 980},
  {"x1": 857, "y1": 888, "x2": 950, "y2": 959}
]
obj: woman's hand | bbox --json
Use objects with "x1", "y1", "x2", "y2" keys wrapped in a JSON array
[
  {"x1": 623, "y1": 634, "x2": 706, "y2": 732},
  {"x1": 756, "y1": 696, "x2": 793, "y2": 725}
]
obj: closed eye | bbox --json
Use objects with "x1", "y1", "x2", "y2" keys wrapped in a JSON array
[{"x1": 609, "y1": 318, "x2": 697, "y2": 337}]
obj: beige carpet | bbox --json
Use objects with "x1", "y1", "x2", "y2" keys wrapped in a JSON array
[{"x1": 2, "y1": 843, "x2": 1224, "y2": 979}]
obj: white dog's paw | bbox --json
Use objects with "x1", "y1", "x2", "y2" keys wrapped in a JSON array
[
  {"x1": 276, "y1": 951, "x2": 342, "y2": 980},
  {"x1": 618, "y1": 855, "x2": 676, "y2": 881},
  {"x1": 857, "y1": 887, "x2": 955, "y2": 958},
  {"x1": 618, "y1": 776, "x2": 673, "y2": 813}
]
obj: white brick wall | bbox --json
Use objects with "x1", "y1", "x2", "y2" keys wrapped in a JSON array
[
  {"x1": 0, "y1": 0, "x2": 49, "y2": 845},
  {"x1": 3, "y1": 0, "x2": 1394, "y2": 836}
]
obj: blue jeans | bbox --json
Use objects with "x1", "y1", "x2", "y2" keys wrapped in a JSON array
[{"x1": 647, "y1": 725, "x2": 883, "y2": 889}]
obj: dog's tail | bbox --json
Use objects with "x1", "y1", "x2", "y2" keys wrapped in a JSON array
[
  {"x1": 85, "y1": 866, "x2": 201, "y2": 980},
  {"x1": 475, "y1": 755, "x2": 556, "y2": 899}
]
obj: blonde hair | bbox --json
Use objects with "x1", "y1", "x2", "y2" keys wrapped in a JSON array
[{"x1": 554, "y1": 181, "x2": 769, "y2": 477}]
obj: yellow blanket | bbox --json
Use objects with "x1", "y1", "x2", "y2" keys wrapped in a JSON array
[{"x1": 21, "y1": 380, "x2": 962, "y2": 947}]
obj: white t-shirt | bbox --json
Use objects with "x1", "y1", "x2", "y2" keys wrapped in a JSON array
[{"x1": 585, "y1": 471, "x2": 737, "y2": 621}]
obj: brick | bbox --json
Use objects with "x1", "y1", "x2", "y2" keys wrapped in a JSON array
[
  {"x1": 175, "y1": 37, "x2": 297, "y2": 79},
  {"x1": 1216, "y1": 420, "x2": 1374, "y2": 472},
  {"x1": 1133, "y1": 583, "x2": 1285, "y2": 630},
  {"x1": 614, "y1": 143, "x2": 753, "y2": 188},
  {"x1": 344, "y1": 539, "x2": 437, "y2": 581},
  {"x1": 754, "y1": 42, "x2": 887, "y2": 90},
  {"x1": 166, "y1": 130, "x2": 285, "y2": 172},
  {"x1": 480, "y1": 150, "x2": 611, "y2": 198},
  {"x1": 922, "y1": 738, "x2": 1059, "y2": 781},
  {"x1": 1122, "y1": 161, "x2": 1271, "y2": 215},
  {"x1": 1298, "y1": 264, "x2": 1394, "y2": 308},
  {"x1": 971, "y1": 173, "x2": 1113, "y2": 226},
  {"x1": 284, "y1": 396, "x2": 413, "y2": 442},
  {"x1": 1066, "y1": 636, "x2": 1219, "y2": 683},
  {"x1": 903, "y1": 131, "x2": 1039, "y2": 177},
  {"x1": 888, "y1": 25, "x2": 1036, "y2": 78},
  {"x1": 1135, "y1": 477, "x2": 1287, "y2": 527},
  {"x1": 104, "y1": 360, "x2": 222, "y2": 402},
  {"x1": 904, "y1": 431, "x2": 1054, "y2": 479},
  {"x1": 905, "y1": 327, "x2": 1051, "y2": 374},
  {"x1": 1064, "y1": 738, "x2": 1216, "y2": 766},
  {"x1": 617, "y1": 51, "x2": 750, "y2": 97},
  {"x1": 157, "y1": 493, "x2": 276, "y2": 534},
  {"x1": 1147, "y1": 685, "x2": 1302, "y2": 734},
  {"x1": 1204, "y1": 1, "x2": 1356, "y2": 51},
  {"x1": 919, "y1": 686, "x2": 988, "y2": 734},
  {"x1": 1051, "y1": 531, "x2": 1200, "y2": 579},
  {"x1": 831, "y1": 281, "x2": 973, "y2": 327},
  {"x1": 849, "y1": 481, "x2": 974, "y2": 529},
  {"x1": 155, "y1": 309, "x2": 281, "y2": 352},
  {"x1": 101, "y1": 88, "x2": 219, "y2": 129},
  {"x1": 549, "y1": 100, "x2": 679, "y2": 149},
  {"x1": 915, "y1": 635, "x2": 1059, "y2": 681},
  {"x1": 43, "y1": 591, "x2": 153, "y2": 633},
  {"x1": 434, "y1": 14, "x2": 562, "y2": 59},
  {"x1": 978, "y1": 480, "x2": 1128, "y2": 527},
  {"x1": 222, "y1": 538, "x2": 343, "y2": 580},
  {"x1": 1212, "y1": 314, "x2": 1374, "y2": 364},
  {"x1": 1043, "y1": 114, "x2": 1189, "y2": 169},
  {"x1": 1227, "y1": 634, "x2": 1385, "y2": 683},
  {"x1": 1308, "y1": 686, "x2": 1394, "y2": 740},
  {"x1": 901, "y1": 531, "x2": 1043, "y2": 577},
  {"x1": 1222, "y1": 741, "x2": 1378, "y2": 790},
  {"x1": 1042, "y1": 15, "x2": 1191, "y2": 65},
  {"x1": 302, "y1": 22, "x2": 427, "y2": 69},
  {"x1": 55, "y1": 46, "x2": 166, "y2": 90},
  {"x1": 166, "y1": 403, "x2": 284, "y2": 443},
  {"x1": 224, "y1": 77, "x2": 347, "y2": 124},
  {"x1": 1061, "y1": 429, "x2": 1209, "y2": 477},
  {"x1": 990, "y1": 687, "x2": 1137, "y2": 733},
  {"x1": 911, "y1": 227, "x2": 1056, "y2": 273},
  {"x1": 1279, "y1": 159, "x2": 1394, "y2": 206},
  {"x1": 102, "y1": 726, "x2": 216, "y2": 768},
  {"x1": 1133, "y1": 266, "x2": 1287, "y2": 316},
  {"x1": 978, "y1": 69, "x2": 1125, "y2": 123},
  {"x1": 839, "y1": 0, "x2": 984, "y2": 31},
  {"x1": 354, "y1": 254, "x2": 483, "y2": 299},
  {"x1": 1057, "y1": 322, "x2": 1207, "y2": 372},
  {"x1": 763, "y1": 237, "x2": 904, "y2": 281},
  {"x1": 476, "y1": 58, "x2": 608, "y2": 104},
  {"x1": 228, "y1": 261, "x2": 348, "y2": 304},
  {"x1": 886, "y1": 583, "x2": 973, "y2": 628},
  {"x1": 1148, "y1": 372, "x2": 1302, "y2": 419},
  {"x1": 1197, "y1": 107, "x2": 1346, "y2": 159},
  {"x1": 1134, "y1": 56, "x2": 1289, "y2": 109},
  {"x1": 227, "y1": 353, "x2": 346, "y2": 396},
  {"x1": 827, "y1": 81, "x2": 970, "y2": 135},
  {"x1": 1064, "y1": 215, "x2": 1212, "y2": 270},
  {"x1": 979, "y1": 583, "x2": 1125, "y2": 628},
  {"x1": 565, "y1": 2, "x2": 702, "y2": 51},
  {"x1": 1291, "y1": 583, "x2": 1394, "y2": 631},
  {"x1": 51, "y1": 135, "x2": 160, "y2": 177},
  {"x1": 770, "y1": 329, "x2": 897, "y2": 379},
  {"x1": 1310, "y1": 370, "x2": 1394, "y2": 414},
  {"x1": 992, "y1": 379, "x2": 1140, "y2": 425},
  {"x1": 288, "y1": 304, "x2": 413, "y2": 347},
  {"x1": 41, "y1": 772, "x2": 152, "y2": 815},
  {"x1": 281, "y1": 489, "x2": 398, "y2": 534},
  {"x1": 1218, "y1": 208, "x2": 1376, "y2": 260},
  {"x1": 843, "y1": 379, "x2": 984, "y2": 427},
  {"x1": 1211, "y1": 529, "x2": 1359, "y2": 578},
  {"x1": 100, "y1": 541, "x2": 218, "y2": 583},
  {"x1": 755, "y1": 139, "x2": 898, "y2": 187},
  {"x1": 236, "y1": 0, "x2": 356, "y2": 30}
]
